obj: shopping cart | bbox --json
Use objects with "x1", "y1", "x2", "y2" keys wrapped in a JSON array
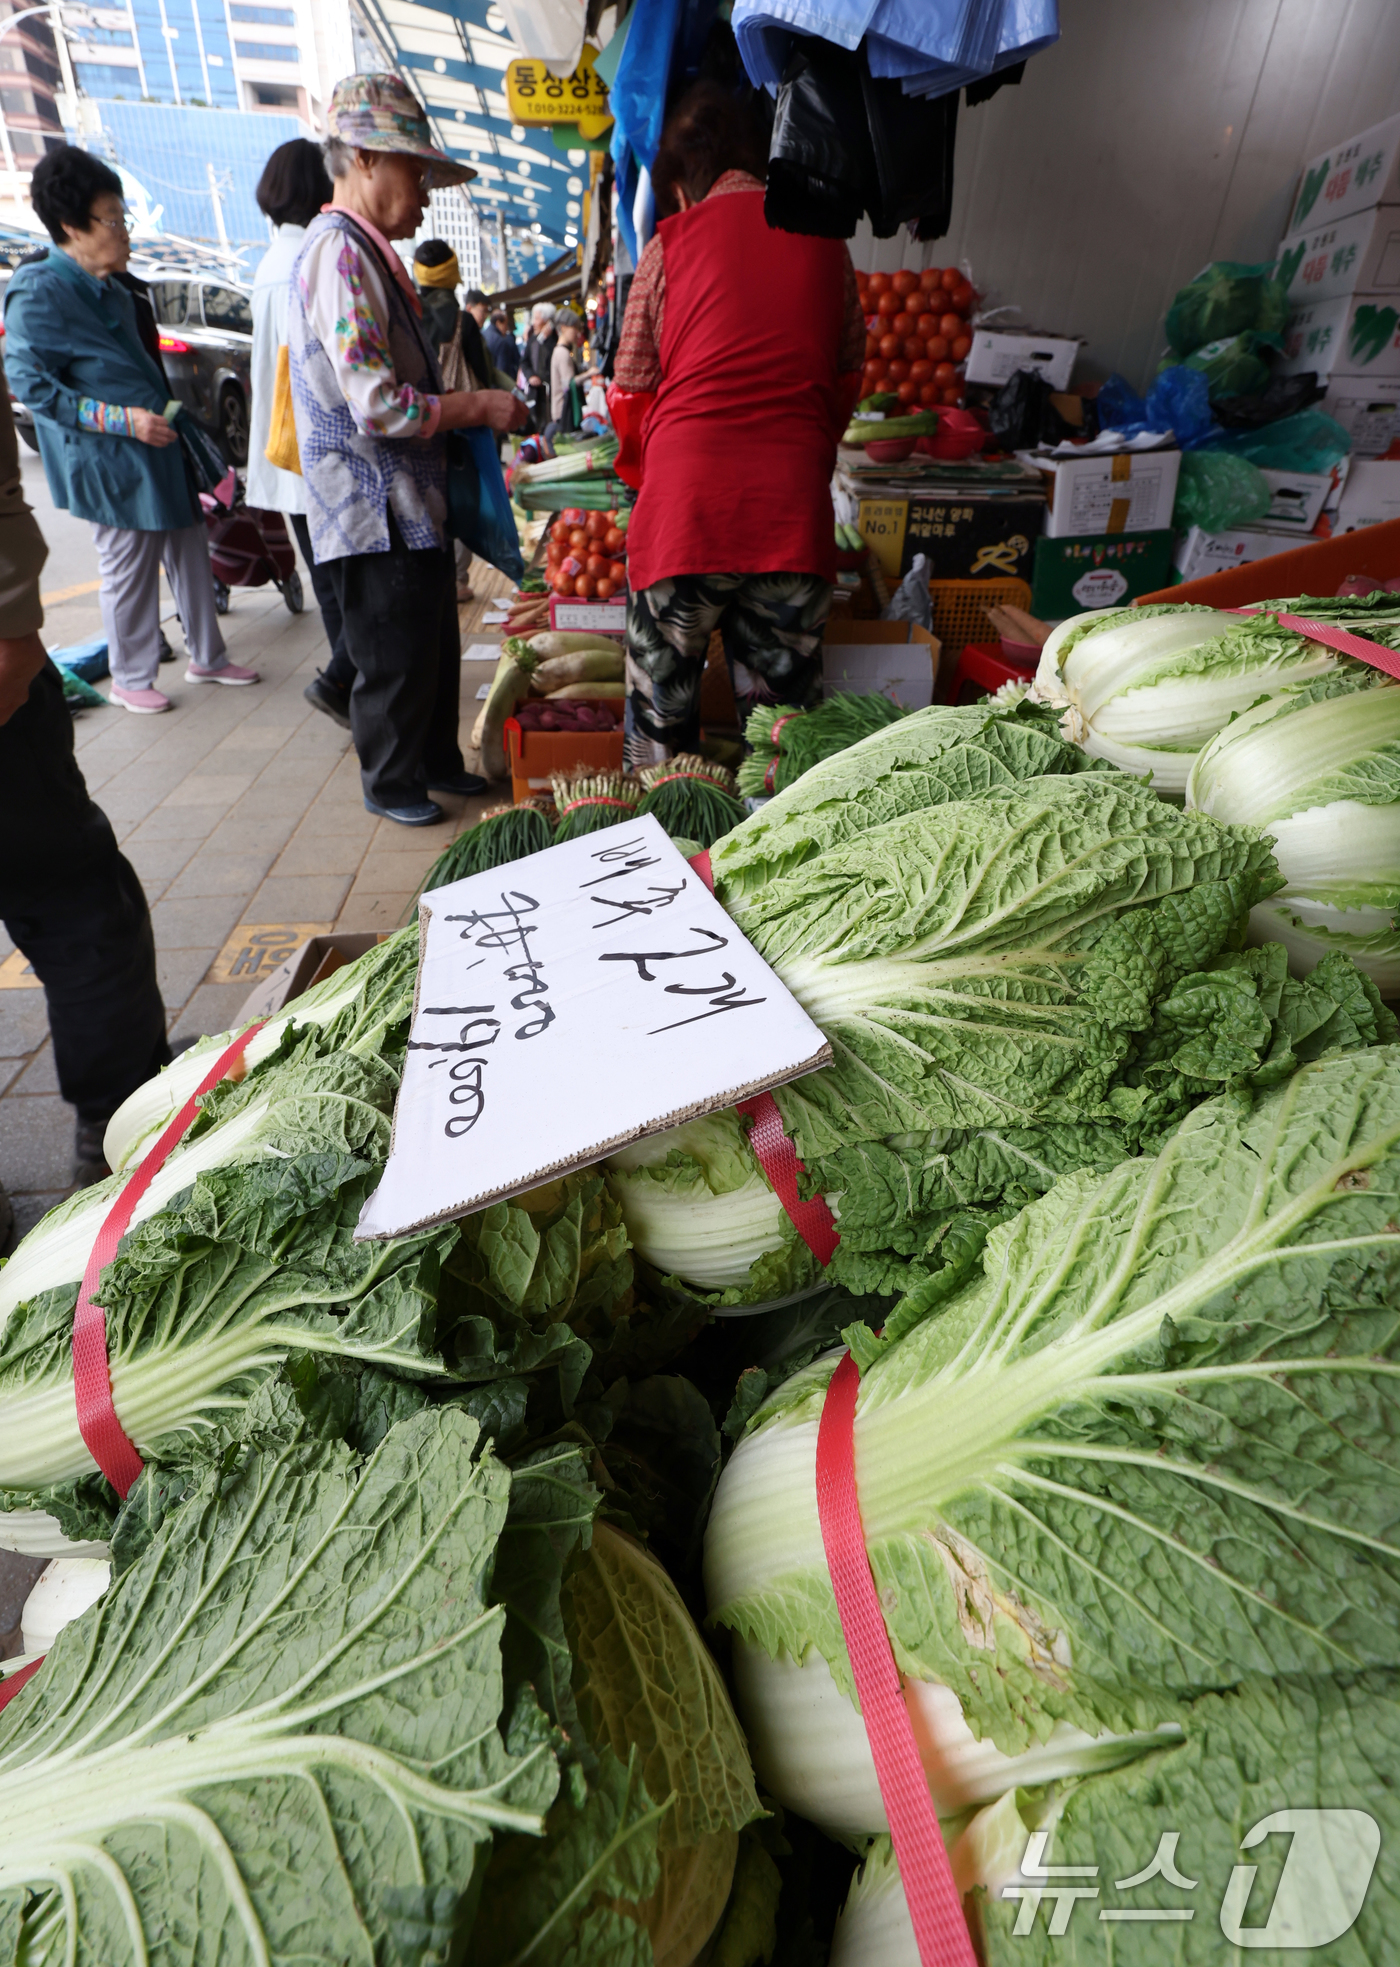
[{"x1": 199, "y1": 468, "x2": 304, "y2": 617}]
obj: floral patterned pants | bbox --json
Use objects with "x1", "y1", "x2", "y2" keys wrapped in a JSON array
[{"x1": 623, "y1": 570, "x2": 832, "y2": 768}]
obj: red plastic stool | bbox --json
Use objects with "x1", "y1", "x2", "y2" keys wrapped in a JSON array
[{"x1": 940, "y1": 641, "x2": 1036, "y2": 704}]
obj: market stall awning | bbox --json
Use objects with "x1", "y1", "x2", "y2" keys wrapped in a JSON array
[
  {"x1": 355, "y1": 0, "x2": 591, "y2": 285},
  {"x1": 493, "y1": 246, "x2": 582, "y2": 309}
]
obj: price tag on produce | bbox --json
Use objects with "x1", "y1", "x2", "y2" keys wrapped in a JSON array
[{"x1": 355, "y1": 817, "x2": 830, "y2": 1240}]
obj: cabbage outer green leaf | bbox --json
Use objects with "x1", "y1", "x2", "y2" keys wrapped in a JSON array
[
  {"x1": 0, "y1": 1408, "x2": 556, "y2": 1967},
  {"x1": 705, "y1": 1050, "x2": 1400, "y2": 1756}
]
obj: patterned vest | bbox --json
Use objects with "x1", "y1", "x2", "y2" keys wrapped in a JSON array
[{"x1": 288, "y1": 208, "x2": 447, "y2": 562}]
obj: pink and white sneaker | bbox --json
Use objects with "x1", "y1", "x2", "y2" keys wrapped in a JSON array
[
  {"x1": 185, "y1": 661, "x2": 260, "y2": 686},
  {"x1": 111, "y1": 683, "x2": 171, "y2": 714}
]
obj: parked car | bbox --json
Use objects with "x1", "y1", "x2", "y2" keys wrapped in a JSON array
[{"x1": 146, "y1": 274, "x2": 254, "y2": 466}]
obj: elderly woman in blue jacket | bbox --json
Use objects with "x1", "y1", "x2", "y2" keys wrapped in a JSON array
[{"x1": 4, "y1": 146, "x2": 257, "y2": 713}]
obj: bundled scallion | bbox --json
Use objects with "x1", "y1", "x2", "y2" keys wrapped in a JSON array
[
  {"x1": 551, "y1": 767, "x2": 643, "y2": 840},
  {"x1": 510, "y1": 437, "x2": 619, "y2": 488},
  {"x1": 636, "y1": 753, "x2": 745, "y2": 848},
  {"x1": 412, "y1": 800, "x2": 555, "y2": 908},
  {"x1": 738, "y1": 692, "x2": 907, "y2": 798}
]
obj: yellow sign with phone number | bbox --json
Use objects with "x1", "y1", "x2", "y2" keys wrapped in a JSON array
[{"x1": 505, "y1": 45, "x2": 613, "y2": 139}]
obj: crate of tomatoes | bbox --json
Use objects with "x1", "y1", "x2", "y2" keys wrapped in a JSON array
[
  {"x1": 544, "y1": 507, "x2": 629, "y2": 602},
  {"x1": 856, "y1": 264, "x2": 976, "y2": 412}
]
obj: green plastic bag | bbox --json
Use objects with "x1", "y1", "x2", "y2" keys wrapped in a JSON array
[
  {"x1": 1172, "y1": 450, "x2": 1272, "y2": 534},
  {"x1": 1165, "y1": 261, "x2": 1289, "y2": 356}
]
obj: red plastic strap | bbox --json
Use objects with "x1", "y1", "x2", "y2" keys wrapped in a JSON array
[
  {"x1": 735, "y1": 1090, "x2": 840, "y2": 1265},
  {"x1": 764, "y1": 758, "x2": 778, "y2": 793},
  {"x1": 560, "y1": 794, "x2": 638, "y2": 816},
  {"x1": 817, "y1": 1353, "x2": 976, "y2": 1967},
  {"x1": 72, "y1": 1021, "x2": 266, "y2": 1499},
  {"x1": 646, "y1": 769, "x2": 725, "y2": 790},
  {"x1": 0, "y1": 1656, "x2": 44, "y2": 1715},
  {"x1": 686, "y1": 849, "x2": 839, "y2": 1263},
  {"x1": 1226, "y1": 607, "x2": 1400, "y2": 683}
]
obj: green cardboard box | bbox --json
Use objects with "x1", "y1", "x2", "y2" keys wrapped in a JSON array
[{"x1": 1031, "y1": 530, "x2": 1175, "y2": 618}]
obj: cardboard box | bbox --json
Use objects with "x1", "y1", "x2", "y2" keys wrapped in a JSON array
[
  {"x1": 504, "y1": 700, "x2": 624, "y2": 798},
  {"x1": 1335, "y1": 459, "x2": 1400, "y2": 532},
  {"x1": 1172, "y1": 526, "x2": 1300, "y2": 585},
  {"x1": 963, "y1": 329, "x2": 1081, "y2": 391},
  {"x1": 1320, "y1": 373, "x2": 1400, "y2": 456},
  {"x1": 234, "y1": 932, "x2": 380, "y2": 1025},
  {"x1": 1020, "y1": 447, "x2": 1181, "y2": 538},
  {"x1": 1258, "y1": 465, "x2": 1345, "y2": 531},
  {"x1": 1277, "y1": 292, "x2": 1400, "y2": 379},
  {"x1": 1287, "y1": 112, "x2": 1400, "y2": 235},
  {"x1": 821, "y1": 619, "x2": 940, "y2": 707},
  {"x1": 1030, "y1": 530, "x2": 1174, "y2": 616},
  {"x1": 1275, "y1": 206, "x2": 1400, "y2": 305},
  {"x1": 856, "y1": 493, "x2": 1044, "y2": 581}
]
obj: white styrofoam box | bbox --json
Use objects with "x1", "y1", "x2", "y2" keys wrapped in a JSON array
[
  {"x1": 1276, "y1": 206, "x2": 1400, "y2": 305},
  {"x1": 1320, "y1": 373, "x2": 1400, "y2": 457},
  {"x1": 963, "y1": 330, "x2": 1081, "y2": 392},
  {"x1": 1258, "y1": 465, "x2": 1343, "y2": 532},
  {"x1": 1024, "y1": 447, "x2": 1181, "y2": 539},
  {"x1": 1287, "y1": 113, "x2": 1400, "y2": 234},
  {"x1": 1276, "y1": 293, "x2": 1400, "y2": 379},
  {"x1": 1335, "y1": 459, "x2": 1400, "y2": 532},
  {"x1": 1172, "y1": 525, "x2": 1300, "y2": 584}
]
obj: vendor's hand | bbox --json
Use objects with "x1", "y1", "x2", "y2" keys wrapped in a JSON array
[
  {"x1": 130, "y1": 407, "x2": 178, "y2": 447},
  {"x1": 0, "y1": 629, "x2": 47, "y2": 725},
  {"x1": 438, "y1": 389, "x2": 529, "y2": 434}
]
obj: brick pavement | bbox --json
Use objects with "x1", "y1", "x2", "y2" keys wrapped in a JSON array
[{"x1": 0, "y1": 560, "x2": 511, "y2": 1242}]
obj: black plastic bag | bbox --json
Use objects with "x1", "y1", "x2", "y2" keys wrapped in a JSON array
[
  {"x1": 987, "y1": 369, "x2": 1055, "y2": 450},
  {"x1": 766, "y1": 39, "x2": 875, "y2": 239},
  {"x1": 859, "y1": 63, "x2": 958, "y2": 236},
  {"x1": 1212, "y1": 371, "x2": 1325, "y2": 429}
]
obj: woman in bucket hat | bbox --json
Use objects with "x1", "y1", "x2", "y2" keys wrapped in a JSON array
[{"x1": 288, "y1": 73, "x2": 527, "y2": 826}]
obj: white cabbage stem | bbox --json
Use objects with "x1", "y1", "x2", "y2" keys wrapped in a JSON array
[
  {"x1": 20, "y1": 1557, "x2": 111, "y2": 1656},
  {"x1": 0, "y1": 1510, "x2": 111, "y2": 1561}
]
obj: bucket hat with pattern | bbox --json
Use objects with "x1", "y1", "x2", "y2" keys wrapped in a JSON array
[{"x1": 328, "y1": 72, "x2": 475, "y2": 187}]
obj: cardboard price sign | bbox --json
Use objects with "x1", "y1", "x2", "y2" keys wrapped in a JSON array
[{"x1": 356, "y1": 818, "x2": 830, "y2": 1240}]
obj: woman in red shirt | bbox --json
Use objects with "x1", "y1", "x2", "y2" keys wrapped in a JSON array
[{"x1": 612, "y1": 85, "x2": 865, "y2": 768}]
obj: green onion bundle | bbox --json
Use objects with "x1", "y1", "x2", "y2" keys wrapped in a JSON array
[
  {"x1": 513, "y1": 477, "x2": 635, "y2": 513},
  {"x1": 636, "y1": 753, "x2": 745, "y2": 848},
  {"x1": 412, "y1": 800, "x2": 555, "y2": 908},
  {"x1": 551, "y1": 768, "x2": 644, "y2": 841},
  {"x1": 738, "y1": 691, "x2": 908, "y2": 797}
]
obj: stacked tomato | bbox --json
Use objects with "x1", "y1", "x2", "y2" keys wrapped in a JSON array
[
  {"x1": 545, "y1": 509, "x2": 628, "y2": 600},
  {"x1": 855, "y1": 265, "x2": 975, "y2": 409}
]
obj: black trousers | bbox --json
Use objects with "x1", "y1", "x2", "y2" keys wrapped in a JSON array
[
  {"x1": 289, "y1": 511, "x2": 355, "y2": 696},
  {"x1": 325, "y1": 525, "x2": 465, "y2": 809},
  {"x1": 0, "y1": 663, "x2": 169, "y2": 1125}
]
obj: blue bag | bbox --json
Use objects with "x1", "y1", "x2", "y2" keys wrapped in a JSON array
[{"x1": 445, "y1": 425, "x2": 523, "y2": 583}]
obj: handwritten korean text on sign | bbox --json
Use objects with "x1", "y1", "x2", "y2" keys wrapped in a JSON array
[{"x1": 355, "y1": 818, "x2": 829, "y2": 1239}]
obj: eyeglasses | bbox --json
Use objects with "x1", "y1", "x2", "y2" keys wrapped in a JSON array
[{"x1": 94, "y1": 211, "x2": 131, "y2": 234}]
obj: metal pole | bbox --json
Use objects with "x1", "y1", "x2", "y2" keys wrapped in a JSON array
[
  {"x1": 496, "y1": 210, "x2": 506, "y2": 292},
  {"x1": 206, "y1": 157, "x2": 228, "y2": 254}
]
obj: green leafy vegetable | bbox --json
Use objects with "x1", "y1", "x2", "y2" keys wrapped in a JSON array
[{"x1": 737, "y1": 693, "x2": 908, "y2": 800}]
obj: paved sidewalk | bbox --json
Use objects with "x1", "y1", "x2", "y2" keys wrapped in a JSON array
[{"x1": 0, "y1": 558, "x2": 511, "y2": 1241}]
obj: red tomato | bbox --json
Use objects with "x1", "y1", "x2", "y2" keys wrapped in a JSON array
[
  {"x1": 876, "y1": 291, "x2": 901, "y2": 318},
  {"x1": 585, "y1": 553, "x2": 607, "y2": 577},
  {"x1": 908, "y1": 359, "x2": 933, "y2": 383},
  {"x1": 868, "y1": 270, "x2": 891, "y2": 297},
  {"x1": 891, "y1": 311, "x2": 914, "y2": 338},
  {"x1": 941, "y1": 385, "x2": 963, "y2": 404},
  {"x1": 865, "y1": 358, "x2": 888, "y2": 384},
  {"x1": 551, "y1": 565, "x2": 574, "y2": 594},
  {"x1": 603, "y1": 526, "x2": 625, "y2": 553},
  {"x1": 940, "y1": 267, "x2": 961, "y2": 291},
  {"x1": 546, "y1": 541, "x2": 564, "y2": 565},
  {"x1": 886, "y1": 358, "x2": 910, "y2": 383},
  {"x1": 595, "y1": 579, "x2": 615, "y2": 600},
  {"x1": 878, "y1": 332, "x2": 901, "y2": 360},
  {"x1": 864, "y1": 331, "x2": 880, "y2": 360},
  {"x1": 569, "y1": 527, "x2": 588, "y2": 551},
  {"x1": 933, "y1": 361, "x2": 957, "y2": 386},
  {"x1": 950, "y1": 336, "x2": 971, "y2": 362},
  {"x1": 950, "y1": 282, "x2": 975, "y2": 314},
  {"x1": 585, "y1": 510, "x2": 609, "y2": 539},
  {"x1": 575, "y1": 573, "x2": 596, "y2": 597},
  {"x1": 906, "y1": 290, "x2": 930, "y2": 316},
  {"x1": 607, "y1": 560, "x2": 626, "y2": 585},
  {"x1": 919, "y1": 266, "x2": 944, "y2": 293},
  {"x1": 924, "y1": 335, "x2": 950, "y2": 362},
  {"x1": 903, "y1": 336, "x2": 926, "y2": 362},
  {"x1": 919, "y1": 381, "x2": 942, "y2": 405},
  {"x1": 939, "y1": 313, "x2": 963, "y2": 339},
  {"x1": 897, "y1": 379, "x2": 919, "y2": 404},
  {"x1": 892, "y1": 268, "x2": 918, "y2": 297}
]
